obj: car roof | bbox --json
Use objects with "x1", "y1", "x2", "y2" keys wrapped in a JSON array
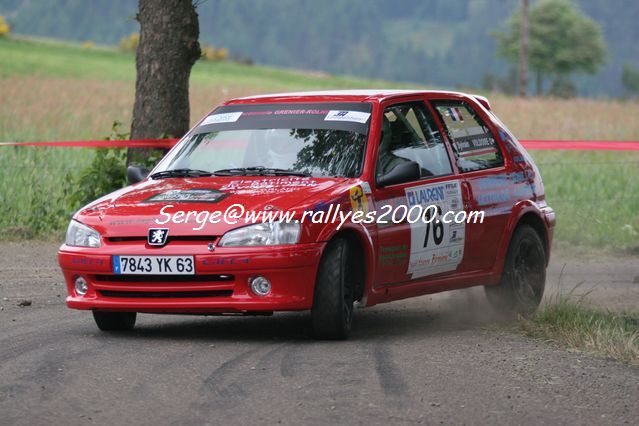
[{"x1": 226, "y1": 89, "x2": 481, "y2": 105}]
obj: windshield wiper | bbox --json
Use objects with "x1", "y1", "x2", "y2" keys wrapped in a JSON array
[
  {"x1": 150, "y1": 168, "x2": 213, "y2": 179},
  {"x1": 213, "y1": 166, "x2": 310, "y2": 177}
]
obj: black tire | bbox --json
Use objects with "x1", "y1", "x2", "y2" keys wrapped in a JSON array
[
  {"x1": 92, "y1": 311, "x2": 137, "y2": 331},
  {"x1": 311, "y1": 238, "x2": 355, "y2": 340},
  {"x1": 485, "y1": 225, "x2": 546, "y2": 317}
]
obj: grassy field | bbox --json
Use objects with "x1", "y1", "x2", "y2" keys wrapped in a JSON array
[
  {"x1": 522, "y1": 299, "x2": 639, "y2": 365},
  {"x1": 0, "y1": 37, "x2": 638, "y2": 251}
]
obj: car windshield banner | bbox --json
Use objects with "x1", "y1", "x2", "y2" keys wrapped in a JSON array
[{"x1": 194, "y1": 103, "x2": 373, "y2": 135}]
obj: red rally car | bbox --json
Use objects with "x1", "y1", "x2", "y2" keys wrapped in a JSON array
[{"x1": 59, "y1": 90, "x2": 555, "y2": 339}]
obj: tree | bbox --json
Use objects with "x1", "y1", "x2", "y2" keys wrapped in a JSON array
[
  {"x1": 495, "y1": 0, "x2": 607, "y2": 96},
  {"x1": 0, "y1": 15, "x2": 10, "y2": 36},
  {"x1": 128, "y1": 0, "x2": 201, "y2": 165},
  {"x1": 622, "y1": 64, "x2": 639, "y2": 96},
  {"x1": 518, "y1": 0, "x2": 529, "y2": 97}
]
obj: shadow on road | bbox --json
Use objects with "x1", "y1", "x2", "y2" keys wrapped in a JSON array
[{"x1": 86, "y1": 289, "x2": 514, "y2": 343}]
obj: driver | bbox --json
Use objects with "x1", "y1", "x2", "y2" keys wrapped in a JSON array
[
  {"x1": 376, "y1": 116, "x2": 411, "y2": 179},
  {"x1": 264, "y1": 128, "x2": 298, "y2": 168}
]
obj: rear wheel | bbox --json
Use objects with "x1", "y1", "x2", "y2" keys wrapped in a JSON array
[
  {"x1": 485, "y1": 225, "x2": 546, "y2": 317},
  {"x1": 311, "y1": 238, "x2": 355, "y2": 340},
  {"x1": 92, "y1": 311, "x2": 137, "y2": 331}
]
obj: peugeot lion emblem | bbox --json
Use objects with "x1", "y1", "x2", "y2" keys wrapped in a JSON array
[{"x1": 148, "y1": 228, "x2": 169, "y2": 246}]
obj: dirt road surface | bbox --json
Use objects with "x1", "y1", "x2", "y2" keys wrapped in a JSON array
[{"x1": 1, "y1": 242, "x2": 637, "y2": 425}]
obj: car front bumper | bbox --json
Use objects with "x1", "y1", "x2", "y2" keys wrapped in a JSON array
[{"x1": 58, "y1": 242, "x2": 324, "y2": 313}]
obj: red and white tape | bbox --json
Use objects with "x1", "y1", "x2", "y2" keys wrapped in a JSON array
[
  {"x1": 0, "y1": 139, "x2": 177, "y2": 149},
  {"x1": 1, "y1": 139, "x2": 639, "y2": 151}
]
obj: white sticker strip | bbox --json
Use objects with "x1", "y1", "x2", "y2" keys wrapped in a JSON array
[
  {"x1": 201, "y1": 112, "x2": 243, "y2": 125},
  {"x1": 324, "y1": 110, "x2": 371, "y2": 124}
]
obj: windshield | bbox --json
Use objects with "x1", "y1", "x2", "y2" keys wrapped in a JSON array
[{"x1": 154, "y1": 102, "x2": 372, "y2": 178}]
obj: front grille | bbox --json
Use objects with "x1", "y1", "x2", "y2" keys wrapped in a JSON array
[
  {"x1": 99, "y1": 290, "x2": 233, "y2": 298},
  {"x1": 93, "y1": 274, "x2": 234, "y2": 283},
  {"x1": 106, "y1": 236, "x2": 218, "y2": 243}
]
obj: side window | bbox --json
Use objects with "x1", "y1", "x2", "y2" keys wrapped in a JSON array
[
  {"x1": 432, "y1": 101, "x2": 504, "y2": 172},
  {"x1": 376, "y1": 102, "x2": 452, "y2": 181}
]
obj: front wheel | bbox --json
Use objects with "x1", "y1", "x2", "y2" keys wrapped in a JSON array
[
  {"x1": 92, "y1": 311, "x2": 137, "y2": 331},
  {"x1": 485, "y1": 225, "x2": 546, "y2": 317},
  {"x1": 311, "y1": 238, "x2": 355, "y2": 340}
]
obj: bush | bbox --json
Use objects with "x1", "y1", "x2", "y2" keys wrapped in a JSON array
[
  {"x1": 200, "y1": 43, "x2": 229, "y2": 61},
  {"x1": 0, "y1": 15, "x2": 10, "y2": 37},
  {"x1": 65, "y1": 122, "x2": 128, "y2": 212},
  {"x1": 65, "y1": 122, "x2": 165, "y2": 213},
  {"x1": 119, "y1": 32, "x2": 139, "y2": 52},
  {"x1": 549, "y1": 77, "x2": 578, "y2": 98},
  {"x1": 622, "y1": 63, "x2": 639, "y2": 95}
]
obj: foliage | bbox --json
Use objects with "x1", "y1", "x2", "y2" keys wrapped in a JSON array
[
  {"x1": 0, "y1": 37, "x2": 638, "y2": 248},
  {"x1": 0, "y1": 15, "x2": 10, "y2": 36},
  {"x1": 495, "y1": 0, "x2": 607, "y2": 94},
  {"x1": 201, "y1": 44, "x2": 229, "y2": 61},
  {"x1": 482, "y1": 70, "x2": 517, "y2": 95},
  {"x1": 64, "y1": 121, "x2": 166, "y2": 213},
  {"x1": 3, "y1": 0, "x2": 638, "y2": 96},
  {"x1": 119, "y1": 32, "x2": 139, "y2": 52},
  {"x1": 548, "y1": 76, "x2": 577, "y2": 98},
  {"x1": 622, "y1": 64, "x2": 639, "y2": 95},
  {"x1": 522, "y1": 298, "x2": 639, "y2": 364},
  {"x1": 64, "y1": 121, "x2": 128, "y2": 212}
]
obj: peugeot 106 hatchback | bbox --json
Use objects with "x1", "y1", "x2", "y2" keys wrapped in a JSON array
[{"x1": 59, "y1": 90, "x2": 555, "y2": 339}]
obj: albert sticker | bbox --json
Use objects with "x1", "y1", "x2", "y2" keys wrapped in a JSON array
[
  {"x1": 349, "y1": 186, "x2": 369, "y2": 213},
  {"x1": 201, "y1": 112, "x2": 243, "y2": 125}
]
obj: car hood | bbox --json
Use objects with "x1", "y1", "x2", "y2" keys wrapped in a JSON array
[{"x1": 75, "y1": 176, "x2": 356, "y2": 237}]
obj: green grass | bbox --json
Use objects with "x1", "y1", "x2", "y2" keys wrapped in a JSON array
[
  {"x1": 522, "y1": 299, "x2": 639, "y2": 365},
  {"x1": 532, "y1": 151, "x2": 639, "y2": 252},
  {"x1": 0, "y1": 36, "x2": 638, "y2": 252},
  {"x1": 0, "y1": 36, "x2": 411, "y2": 91}
]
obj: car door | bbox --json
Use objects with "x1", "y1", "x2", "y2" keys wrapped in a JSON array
[
  {"x1": 429, "y1": 98, "x2": 510, "y2": 273},
  {"x1": 373, "y1": 99, "x2": 468, "y2": 287}
]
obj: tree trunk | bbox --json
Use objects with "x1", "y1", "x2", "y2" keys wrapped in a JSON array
[
  {"x1": 518, "y1": 0, "x2": 529, "y2": 98},
  {"x1": 536, "y1": 70, "x2": 543, "y2": 96},
  {"x1": 128, "y1": 0, "x2": 201, "y2": 165}
]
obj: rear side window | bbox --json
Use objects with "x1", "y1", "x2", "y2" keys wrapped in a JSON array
[
  {"x1": 376, "y1": 102, "x2": 452, "y2": 180},
  {"x1": 432, "y1": 101, "x2": 504, "y2": 172}
]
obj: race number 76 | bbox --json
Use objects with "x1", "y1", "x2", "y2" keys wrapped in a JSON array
[{"x1": 423, "y1": 205, "x2": 444, "y2": 248}]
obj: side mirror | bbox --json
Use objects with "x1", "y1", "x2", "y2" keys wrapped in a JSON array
[
  {"x1": 127, "y1": 165, "x2": 150, "y2": 185},
  {"x1": 377, "y1": 161, "x2": 421, "y2": 187}
]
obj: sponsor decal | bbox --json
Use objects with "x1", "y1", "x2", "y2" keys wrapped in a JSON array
[
  {"x1": 404, "y1": 180, "x2": 465, "y2": 278},
  {"x1": 273, "y1": 109, "x2": 329, "y2": 115},
  {"x1": 360, "y1": 181, "x2": 372, "y2": 194},
  {"x1": 144, "y1": 189, "x2": 228, "y2": 203},
  {"x1": 201, "y1": 112, "x2": 243, "y2": 125},
  {"x1": 220, "y1": 177, "x2": 318, "y2": 195},
  {"x1": 349, "y1": 185, "x2": 369, "y2": 213},
  {"x1": 379, "y1": 244, "x2": 408, "y2": 266},
  {"x1": 454, "y1": 134, "x2": 497, "y2": 156},
  {"x1": 201, "y1": 257, "x2": 250, "y2": 266},
  {"x1": 324, "y1": 110, "x2": 371, "y2": 124}
]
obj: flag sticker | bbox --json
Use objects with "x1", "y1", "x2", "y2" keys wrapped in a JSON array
[
  {"x1": 324, "y1": 110, "x2": 371, "y2": 124},
  {"x1": 447, "y1": 107, "x2": 464, "y2": 122},
  {"x1": 201, "y1": 112, "x2": 243, "y2": 125}
]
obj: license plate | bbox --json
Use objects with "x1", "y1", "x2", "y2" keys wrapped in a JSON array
[{"x1": 113, "y1": 255, "x2": 195, "y2": 275}]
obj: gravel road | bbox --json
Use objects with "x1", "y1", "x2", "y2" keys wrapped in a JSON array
[{"x1": 0, "y1": 242, "x2": 637, "y2": 425}]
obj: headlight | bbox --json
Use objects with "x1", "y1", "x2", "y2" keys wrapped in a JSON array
[
  {"x1": 218, "y1": 222, "x2": 300, "y2": 247},
  {"x1": 65, "y1": 220, "x2": 101, "y2": 248}
]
